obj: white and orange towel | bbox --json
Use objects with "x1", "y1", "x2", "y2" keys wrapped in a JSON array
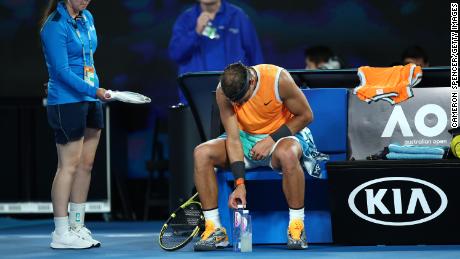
[{"x1": 353, "y1": 63, "x2": 422, "y2": 105}]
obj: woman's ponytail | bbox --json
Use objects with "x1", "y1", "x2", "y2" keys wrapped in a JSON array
[{"x1": 40, "y1": 0, "x2": 59, "y2": 28}]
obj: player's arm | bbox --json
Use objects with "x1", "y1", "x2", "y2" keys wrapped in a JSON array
[
  {"x1": 216, "y1": 85, "x2": 247, "y2": 208},
  {"x1": 216, "y1": 84, "x2": 244, "y2": 162},
  {"x1": 250, "y1": 69, "x2": 313, "y2": 161},
  {"x1": 276, "y1": 69, "x2": 313, "y2": 135}
]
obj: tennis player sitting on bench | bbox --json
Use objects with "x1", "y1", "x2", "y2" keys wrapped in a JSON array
[{"x1": 193, "y1": 62, "x2": 327, "y2": 251}]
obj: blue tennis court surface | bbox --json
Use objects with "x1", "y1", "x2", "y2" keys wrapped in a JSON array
[{"x1": 1, "y1": 218, "x2": 459, "y2": 258}]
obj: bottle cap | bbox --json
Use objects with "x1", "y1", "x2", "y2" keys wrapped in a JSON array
[{"x1": 243, "y1": 210, "x2": 249, "y2": 214}]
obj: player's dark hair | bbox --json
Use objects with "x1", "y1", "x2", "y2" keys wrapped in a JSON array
[{"x1": 220, "y1": 62, "x2": 250, "y2": 102}]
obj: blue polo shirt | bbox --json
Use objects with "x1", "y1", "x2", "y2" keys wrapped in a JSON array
[
  {"x1": 40, "y1": 1, "x2": 99, "y2": 105},
  {"x1": 169, "y1": 1, "x2": 264, "y2": 75}
]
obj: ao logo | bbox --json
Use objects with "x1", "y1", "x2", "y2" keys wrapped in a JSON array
[
  {"x1": 348, "y1": 177, "x2": 448, "y2": 226},
  {"x1": 381, "y1": 104, "x2": 448, "y2": 137}
]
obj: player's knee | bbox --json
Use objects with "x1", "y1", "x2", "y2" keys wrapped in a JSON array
[
  {"x1": 194, "y1": 143, "x2": 213, "y2": 163},
  {"x1": 276, "y1": 149, "x2": 300, "y2": 172}
]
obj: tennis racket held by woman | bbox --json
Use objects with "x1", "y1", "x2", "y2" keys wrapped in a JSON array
[{"x1": 104, "y1": 90, "x2": 151, "y2": 104}]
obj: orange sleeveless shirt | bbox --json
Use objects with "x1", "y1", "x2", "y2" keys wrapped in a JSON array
[
  {"x1": 233, "y1": 64, "x2": 293, "y2": 134},
  {"x1": 354, "y1": 64, "x2": 422, "y2": 104}
]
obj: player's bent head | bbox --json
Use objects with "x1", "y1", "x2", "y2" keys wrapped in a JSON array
[{"x1": 220, "y1": 62, "x2": 250, "y2": 103}]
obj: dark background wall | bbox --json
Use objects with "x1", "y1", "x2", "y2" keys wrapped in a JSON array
[{"x1": 0, "y1": 0, "x2": 450, "y2": 178}]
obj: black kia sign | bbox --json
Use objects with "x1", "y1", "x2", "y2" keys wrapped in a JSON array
[
  {"x1": 327, "y1": 160, "x2": 460, "y2": 245},
  {"x1": 348, "y1": 87, "x2": 452, "y2": 160}
]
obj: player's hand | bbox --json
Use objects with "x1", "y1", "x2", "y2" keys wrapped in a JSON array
[
  {"x1": 228, "y1": 184, "x2": 247, "y2": 209},
  {"x1": 195, "y1": 12, "x2": 212, "y2": 34},
  {"x1": 96, "y1": 88, "x2": 111, "y2": 101},
  {"x1": 250, "y1": 136, "x2": 275, "y2": 160}
]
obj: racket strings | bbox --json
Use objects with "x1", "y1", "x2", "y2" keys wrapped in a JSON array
[
  {"x1": 183, "y1": 207, "x2": 202, "y2": 225},
  {"x1": 160, "y1": 204, "x2": 204, "y2": 249},
  {"x1": 107, "y1": 90, "x2": 151, "y2": 104},
  {"x1": 117, "y1": 92, "x2": 149, "y2": 103}
]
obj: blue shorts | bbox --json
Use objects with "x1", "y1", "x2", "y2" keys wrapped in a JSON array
[{"x1": 47, "y1": 101, "x2": 104, "y2": 144}]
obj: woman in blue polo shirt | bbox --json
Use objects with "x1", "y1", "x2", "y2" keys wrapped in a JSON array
[{"x1": 40, "y1": 0, "x2": 109, "y2": 249}]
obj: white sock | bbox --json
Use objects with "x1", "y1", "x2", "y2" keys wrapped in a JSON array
[
  {"x1": 289, "y1": 207, "x2": 305, "y2": 224},
  {"x1": 203, "y1": 208, "x2": 222, "y2": 228},
  {"x1": 54, "y1": 216, "x2": 69, "y2": 235},
  {"x1": 69, "y1": 202, "x2": 86, "y2": 229}
]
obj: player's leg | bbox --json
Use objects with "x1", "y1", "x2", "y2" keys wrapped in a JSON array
[
  {"x1": 194, "y1": 138, "x2": 228, "y2": 209},
  {"x1": 271, "y1": 138, "x2": 308, "y2": 249},
  {"x1": 271, "y1": 138, "x2": 304, "y2": 208},
  {"x1": 193, "y1": 138, "x2": 230, "y2": 251}
]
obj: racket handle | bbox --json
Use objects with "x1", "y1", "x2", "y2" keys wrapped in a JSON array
[{"x1": 104, "y1": 90, "x2": 113, "y2": 98}]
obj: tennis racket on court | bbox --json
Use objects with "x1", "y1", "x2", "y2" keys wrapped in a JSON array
[
  {"x1": 158, "y1": 192, "x2": 204, "y2": 251},
  {"x1": 105, "y1": 90, "x2": 151, "y2": 104}
]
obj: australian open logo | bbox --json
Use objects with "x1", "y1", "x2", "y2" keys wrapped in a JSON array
[
  {"x1": 348, "y1": 177, "x2": 448, "y2": 226},
  {"x1": 381, "y1": 104, "x2": 448, "y2": 138}
]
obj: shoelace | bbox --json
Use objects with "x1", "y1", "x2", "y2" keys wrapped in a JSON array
[
  {"x1": 81, "y1": 226, "x2": 92, "y2": 235},
  {"x1": 289, "y1": 220, "x2": 303, "y2": 240},
  {"x1": 68, "y1": 229, "x2": 89, "y2": 241},
  {"x1": 200, "y1": 221, "x2": 216, "y2": 240},
  {"x1": 73, "y1": 226, "x2": 92, "y2": 239}
]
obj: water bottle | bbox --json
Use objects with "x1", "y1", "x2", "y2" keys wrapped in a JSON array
[
  {"x1": 240, "y1": 211, "x2": 252, "y2": 252},
  {"x1": 233, "y1": 205, "x2": 252, "y2": 252},
  {"x1": 233, "y1": 205, "x2": 244, "y2": 252}
]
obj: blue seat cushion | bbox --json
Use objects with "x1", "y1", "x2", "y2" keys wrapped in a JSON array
[{"x1": 303, "y1": 88, "x2": 348, "y2": 154}]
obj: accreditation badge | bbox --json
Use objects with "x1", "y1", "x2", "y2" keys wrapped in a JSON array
[{"x1": 84, "y1": 66, "x2": 95, "y2": 87}]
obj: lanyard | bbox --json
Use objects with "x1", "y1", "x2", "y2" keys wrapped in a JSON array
[{"x1": 73, "y1": 14, "x2": 93, "y2": 67}]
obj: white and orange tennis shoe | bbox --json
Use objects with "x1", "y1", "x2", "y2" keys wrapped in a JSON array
[
  {"x1": 194, "y1": 220, "x2": 229, "y2": 251},
  {"x1": 287, "y1": 219, "x2": 308, "y2": 249}
]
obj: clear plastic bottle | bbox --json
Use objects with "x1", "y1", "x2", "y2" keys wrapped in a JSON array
[
  {"x1": 233, "y1": 204, "x2": 244, "y2": 252},
  {"x1": 233, "y1": 205, "x2": 252, "y2": 252},
  {"x1": 240, "y1": 211, "x2": 252, "y2": 252}
]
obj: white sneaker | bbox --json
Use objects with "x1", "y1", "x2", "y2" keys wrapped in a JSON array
[
  {"x1": 72, "y1": 226, "x2": 101, "y2": 247},
  {"x1": 50, "y1": 229, "x2": 93, "y2": 249}
]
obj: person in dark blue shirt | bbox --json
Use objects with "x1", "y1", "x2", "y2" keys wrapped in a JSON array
[
  {"x1": 169, "y1": 0, "x2": 264, "y2": 103},
  {"x1": 40, "y1": 0, "x2": 109, "y2": 249}
]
